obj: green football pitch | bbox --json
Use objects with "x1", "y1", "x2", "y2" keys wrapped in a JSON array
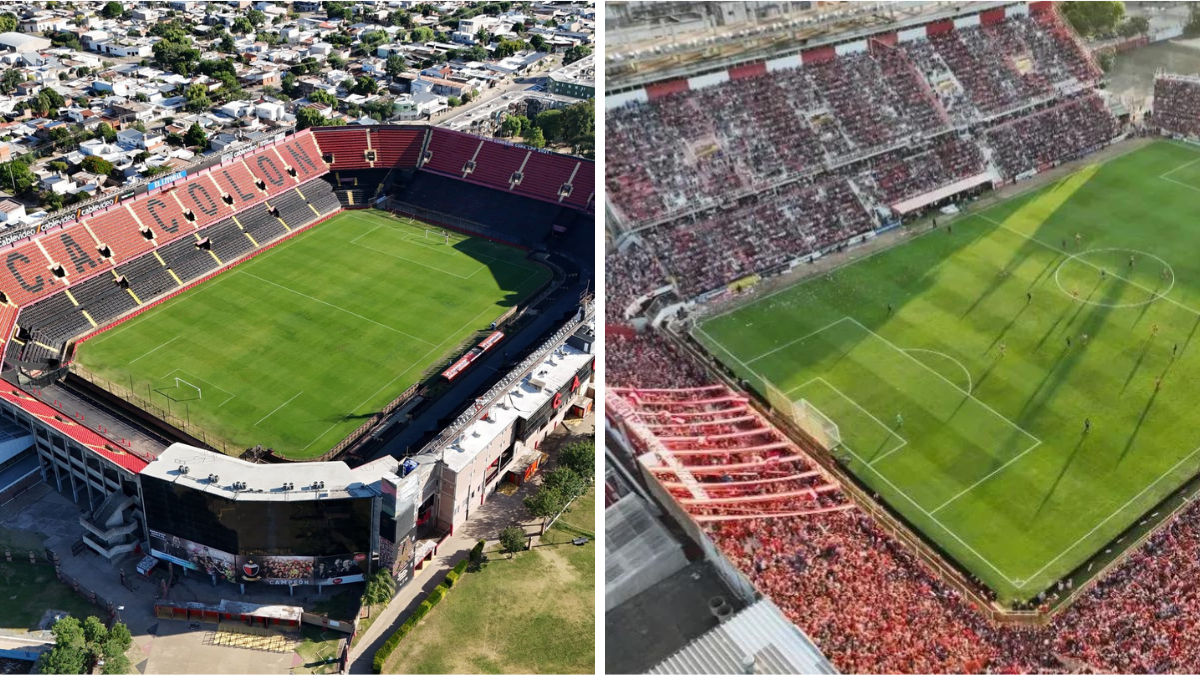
[
  {"x1": 695, "y1": 140, "x2": 1200, "y2": 603},
  {"x1": 75, "y1": 209, "x2": 551, "y2": 459}
]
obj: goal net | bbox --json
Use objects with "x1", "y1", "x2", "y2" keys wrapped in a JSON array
[{"x1": 763, "y1": 380, "x2": 841, "y2": 450}]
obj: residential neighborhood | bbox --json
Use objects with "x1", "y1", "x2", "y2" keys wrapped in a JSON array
[{"x1": 0, "y1": 0, "x2": 595, "y2": 241}]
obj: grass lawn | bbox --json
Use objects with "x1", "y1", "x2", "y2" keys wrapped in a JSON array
[
  {"x1": 294, "y1": 625, "x2": 345, "y2": 675},
  {"x1": 0, "y1": 562, "x2": 106, "y2": 633},
  {"x1": 75, "y1": 210, "x2": 550, "y2": 458},
  {"x1": 698, "y1": 140, "x2": 1200, "y2": 604},
  {"x1": 385, "y1": 488, "x2": 596, "y2": 674}
]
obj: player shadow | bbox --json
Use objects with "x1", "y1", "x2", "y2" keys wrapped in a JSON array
[
  {"x1": 1035, "y1": 433, "x2": 1088, "y2": 519},
  {"x1": 1181, "y1": 313, "x2": 1200, "y2": 355},
  {"x1": 1019, "y1": 281, "x2": 1123, "y2": 423},
  {"x1": 987, "y1": 302, "x2": 1030, "y2": 353},
  {"x1": 1119, "y1": 387, "x2": 1161, "y2": 465},
  {"x1": 1025, "y1": 254, "x2": 1061, "y2": 293},
  {"x1": 960, "y1": 241, "x2": 1045, "y2": 319},
  {"x1": 1120, "y1": 335, "x2": 1156, "y2": 394}
]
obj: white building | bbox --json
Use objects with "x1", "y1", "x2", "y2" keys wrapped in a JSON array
[{"x1": 0, "y1": 200, "x2": 26, "y2": 224}]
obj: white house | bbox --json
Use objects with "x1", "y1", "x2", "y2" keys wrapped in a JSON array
[
  {"x1": 0, "y1": 200, "x2": 26, "y2": 224},
  {"x1": 79, "y1": 139, "x2": 124, "y2": 163},
  {"x1": 255, "y1": 101, "x2": 285, "y2": 121}
]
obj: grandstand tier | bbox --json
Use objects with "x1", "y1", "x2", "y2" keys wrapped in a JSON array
[{"x1": 606, "y1": 3, "x2": 1118, "y2": 298}]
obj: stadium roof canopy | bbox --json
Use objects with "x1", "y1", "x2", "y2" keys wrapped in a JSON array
[
  {"x1": 0, "y1": 32, "x2": 51, "y2": 52},
  {"x1": 648, "y1": 599, "x2": 839, "y2": 675},
  {"x1": 141, "y1": 443, "x2": 406, "y2": 501}
]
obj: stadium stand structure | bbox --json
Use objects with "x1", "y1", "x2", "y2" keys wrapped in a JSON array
[
  {"x1": 1153, "y1": 72, "x2": 1200, "y2": 139},
  {"x1": 0, "y1": 124, "x2": 590, "y2": 495},
  {"x1": 606, "y1": 2, "x2": 1116, "y2": 299},
  {"x1": 603, "y1": 1, "x2": 1200, "y2": 672}
]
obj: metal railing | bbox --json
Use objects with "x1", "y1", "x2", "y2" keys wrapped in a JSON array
[{"x1": 424, "y1": 303, "x2": 593, "y2": 459}]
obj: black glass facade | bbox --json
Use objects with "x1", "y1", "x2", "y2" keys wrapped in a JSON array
[{"x1": 141, "y1": 475, "x2": 373, "y2": 558}]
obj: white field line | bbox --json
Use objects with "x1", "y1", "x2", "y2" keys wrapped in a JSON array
[
  {"x1": 349, "y1": 214, "x2": 533, "y2": 275},
  {"x1": 975, "y1": 213, "x2": 1199, "y2": 317},
  {"x1": 255, "y1": 390, "x2": 303, "y2": 427},
  {"x1": 238, "y1": 271, "x2": 436, "y2": 347},
  {"x1": 701, "y1": 324, "x2": 1021, "y2": 585},
  {"x1": 350, "y1": 224, "x2": 476, "y2": 280},
  {"x1": 1160, "y1": 151, "x2": 1200, "y2": 179},
  {"x1": 787, "y1": 376, "x2": 909, "y2": 466},
  {"x1": 1019, "y1": 442, "x2": 1200, "y2": 585},
  {"x1": 837, "y1": 437, "x2": 1021, "y2": 586},
  {"x1": 129, "y1": 335, "x2": 181, "y2": 364},
  {"x1": 930, "y1": 439, "x2": 1045, "y2": 515},
  {"x1": 90, "y1": 273, "x2": 238, "y2": 345},
  {"x1": 746, "y1": 317, "x2": 853, "y2": 364},
  {"x1": 904, "y1": 348, "x2": 973, "y2": 394},
  {"x1": 846, "y1": 317, "x2": 1041, "y2": 447}
]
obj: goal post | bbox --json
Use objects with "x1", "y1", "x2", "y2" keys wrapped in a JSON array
[
  {"x1": 763, "y1": 380, "x2": 841, "y2": 450},
  {"x1": 175, "y1": 378, "x2": 202, "y2": 400}
]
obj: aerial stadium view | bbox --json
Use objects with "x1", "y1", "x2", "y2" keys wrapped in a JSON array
[
  {"x1": 606, "y1": 1, "x2": 1200, "y2": 673},
  {"x1": 0, "y1": 2, "x2": 597, "y2": 673}
]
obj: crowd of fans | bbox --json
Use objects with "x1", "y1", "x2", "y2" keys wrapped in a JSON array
[
  {"x1": 986, "y1": 93, "x2": 1121, "y2": 179},
  {"x1": 609, "y1": 330, "x2": 1200, "y2": 673},
  {"x1": 605, "y1": 247, "x2": 668, "y2": 324},
  {"x1": 607, "y1": 11, "x2": 1117, "y2": 298},
  {"x1": 1153, "y1": 75, "x2": 1200, "y2": 139},
  {"x1": 639, "y1": 177, "x2": 873, "y2": 297}
]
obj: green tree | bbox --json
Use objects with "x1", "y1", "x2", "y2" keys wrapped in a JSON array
[
  {"x1": 232, "y1": 16, "x2": 253, "y2": 34},
  {"x1": 1061, "y1": 1, "x2": 1125, "y2": 38},
  {"x1": 184, "y1": 122, "x2": 207, "y2": 149},
  {"x1": 48, "y1": 160, "x2": 69, "y2": 173},
  {"x1": 500, "y1": 114, "x2": 528, "y2": 137},
  {"x1": 184, "y1": 83, "x2": 212, "y2": 112},
  {"x1": 247, "y1": 9, "x2": 266, "y2": 26},
  {"x1": 535, "y1": 109, "x2": 563, "y2": 142},
  {"x1": 100, "y1": 640, "x2": 131, "y2": 675},
  {"x1": 296, "y1": 107, "x2": 329, "y2": 130},
  {"x1": 97, "y1": 122, "x2": 116, "y2": 143},
  {"x1": 0, "y1": 68, "x2": 22, "y2": 95},
  {"x1": 0, "y1": 12, "x2": 17, "y2": 33},
  {"x1": 411, "y1": 26, "x2": 434, "y2": 42},
  {"x1": 525, "y1": 125, "x2": 545, "y2": 149},
  {"x1": 166, "y1": 132, "x2": 185, "y2": 147},
  {"x1": 560, "y1": 98, "x2": 594, "y2": 157},
  {"x1": 447, "y1": 96, "x2": 461, "y2": 107},
  {"x1": 0, "y1": 159, "x2": 37, "y2": 195},
  {"x1": 466, "y1": 45, "x2": 488, "y2": 62},
  {"x1": 543, "y1": 466, "x2": 586, "y2": 503},
  {"x1": 475, "y1": 28, "x2": 490, "y2": 44},
  {"x1": 523, "y1": 485, "x2": 564, "y2": 521},
  {"x1": 1117, "y1": 15, "x2": 1150, "y2": 38},
  {"x1": 82, "y1": 616, "x2": 108, "y2": 657},
  {"x1": 499, "y1": 526, "x2": 525, "y2": 558},
  {"x1": 563, "y1": 44, "x2": 591, "y2": 65},
  {"x1": 385, "y1": 54, "x2": 406, "y2": 78},
  {"x1": 81, "y1": 155, "x2": 114, "y2": 175},
  {"x1": 353, "y1": 75, "x2": 379, "y2": 95},
  {"x1": 327, "y1": 53, "x2": 347, "y2": 70},
  {"x1": 101, "y1": 1, "x2": 122, "y2": 18},
  {"x1": 219, "y1": 32, "x2": 236, "y2": 54},
  {"x1": 108, "y1": 623, "x2": 132, "y2": 653},
  {"x1": 48, "y1": 126, "x2": 73, "y2": 149},
  {"x1": 529, "y1": 34, "x2": 546, "y2": 51},
  {"x1": 281, "y1": 71, "x2": 299, "y2": 97},
  {"x1": 309, "y1": 89, "x2": 337, "y2": 106},
  {"x1": 495, "y1": 39, "x2": 525, "y2": 59},
  {"x1": 557, "y1": 438, "x2": 594, "y2": 481}
]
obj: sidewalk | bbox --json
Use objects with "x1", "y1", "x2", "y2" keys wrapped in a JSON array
[{"x1": 347, "y1": 413, "x2": 594, "y2": 673}]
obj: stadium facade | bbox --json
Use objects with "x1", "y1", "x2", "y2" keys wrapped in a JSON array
[{"x1": 0, "y1": 122, "x2": 595, "y2": 593}]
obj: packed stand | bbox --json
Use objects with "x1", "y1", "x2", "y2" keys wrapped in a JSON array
[
  {"x1": 1153, "y1": 75, "x2": 1200, "y2": 139},
  {"x1": 640, "y1": 178, "x2": 873, "y2": 296},
  {"x1": 985, "y1": 93, "x2": 1120, "y2": 179},
  {"x1": 606, "y1": 244, "x2": 669, "y2": 325},
  {"x1": 609, "y1": 328, "x2": 1200, "y2": 673},
  {"x1": 855, "y1": 135, "x2": 987, "y2": 207}
]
